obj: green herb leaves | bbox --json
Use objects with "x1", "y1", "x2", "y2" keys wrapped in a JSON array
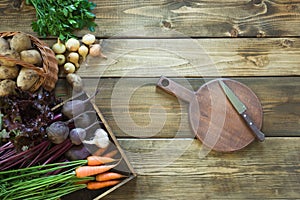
[{"x1": 26, "y1": 0, "x2": 97, "y2": 41}]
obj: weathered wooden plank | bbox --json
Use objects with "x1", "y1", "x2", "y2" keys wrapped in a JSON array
[
  {"x1": 54, "y1": 77, "x2": 300, "y2": 137},
  {"x1": 72, "y1": 38, "x2": 300, "y2": 77},
  {"x1": 1, "y1": 0, "x2": 300, "y2": 38},
  {"x1": 99, "y1": 138, "x2": 300, "y2": 199},
  {"x1": 103, "y1": 174, "x2": 300, "y2": 200}
]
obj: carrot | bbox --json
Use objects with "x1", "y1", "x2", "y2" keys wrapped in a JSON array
[
  {"x1": 86, "y1": 180, "x2": 121, "y2": 190},
  {"x1": 92, "y1": 146, "x2": 109, "y2": 156},
  {"x1": 103, "y1": 149, "x2": 118, "y2": 158},
  {"x1": 87, "y1": 156, "x2": 116, "y2": 166},
  {"x1": 75, "y1": 163, "x2": 117, "y2": 178},
  {"x1": 95, "y1": 172, "x2": 126, "y2": 182}
]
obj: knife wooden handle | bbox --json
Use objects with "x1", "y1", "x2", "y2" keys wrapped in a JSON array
[{"x1": 241, "y1": 111, "x2": 265, "y2": 142}]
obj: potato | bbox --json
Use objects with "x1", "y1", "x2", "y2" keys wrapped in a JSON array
[
  {"x1": 0, "y1": 37, "x2": 9, "y2": 51},
  {"x1": 10, "y1": 33, "x2": 32, "y2": 52},
  {"x1": 0, "y1": 79, "x2": 16, "y2": 96},
  {"x1": 17, "y1": 67, "x2": 40, "y2": 91},
  {"x1": 0, "y1": 49, "x2": 20, "y2": 67},
  {"x1": 0, "y1": 65, "x2": 19, "y2": 79},
  {"x1": 20, "y1": 49, "x2": 43, "y2": 66}
]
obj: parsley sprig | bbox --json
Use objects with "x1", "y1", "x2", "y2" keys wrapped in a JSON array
[{"x1": 25, "y1": 0, "x2": 97, "y2": 41}]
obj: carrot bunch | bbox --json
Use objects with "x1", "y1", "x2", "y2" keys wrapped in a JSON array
[
  {"x1": 75, "y1": 155, "x2": 126, "y2": 190},
  {"x1": 0, "y1": 154, "x2": 127, "y2": 200}
]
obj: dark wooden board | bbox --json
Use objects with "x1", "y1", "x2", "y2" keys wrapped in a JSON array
[
  {"x1": 196, "y1": 79, "x2": 262, "y2": 152},
  {"x1": 99, "y1": 138, "x2": 300, "y2": 200},
  {"x1": 2, "y1": 1, "x2": 300, "y2": 37}
]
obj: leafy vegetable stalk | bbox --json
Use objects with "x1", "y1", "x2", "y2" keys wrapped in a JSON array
[
  {"x1": 25, "y1": 0, "x2": 97, "y2": 41},
  {"x1": 0, "y1": 160, "x2": 91, "y2": 200}
]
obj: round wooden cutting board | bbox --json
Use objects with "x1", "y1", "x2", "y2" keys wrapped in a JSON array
[
  {"x1": 157, "y1": 77, "x2": 263, "y2": 152},
  {"x1": 192, "y1": 79, "x2": 263, "y2": 152}
]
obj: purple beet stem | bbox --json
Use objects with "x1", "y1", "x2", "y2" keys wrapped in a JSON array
[
  {"x1": 43, "y1": 139, "x2": 73, "y2": 165},
  {"x1": 0, "y1": 141, "x2": 14, "y2": 152},
  {"x1": 0, "y1": 139, "x2": 73, "y2": 171},
  {"x1": 0, "y1": 140, "x2": 50, "y2": 171}
]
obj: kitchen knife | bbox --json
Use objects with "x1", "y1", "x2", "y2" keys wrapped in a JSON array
[{"x1": 218, "y1": 80, "x2": 265, "y2": 142}]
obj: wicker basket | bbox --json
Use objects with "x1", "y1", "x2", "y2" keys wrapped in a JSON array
[{"x1": 0, "y1": 31, "x2": 58, "y2": 92}]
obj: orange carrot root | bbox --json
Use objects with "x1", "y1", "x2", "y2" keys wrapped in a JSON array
[
  {"x1": 95, "y1": 172, "x2": 126, "y2": 182},
  {"x1": 92, "y1": 146, "x2": 109, "y2": 156},
  {"x1": 75, "y1": 163, "x2": 118, "y2": 178},
  {"x1": 86, "y1": 180, "x2": 121, "y2": 190},
  {"x1": 103, "y1": 149, "x2": 118, "y2": 158},
  {"x1": 87, "y1": 156, "x2": 116, "y2": 166}
]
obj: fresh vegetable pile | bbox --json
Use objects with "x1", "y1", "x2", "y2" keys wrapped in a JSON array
[
  {"x1": 52, "y1": 34, "x2": 106, "y2": 74},
  {"x1": 0, "y1": 155, "x2": 126, "y2": 200},
  {"x1": 0, "y1": 88, "x2": 112, "y2": 167},
  {"x1": 0, "y1": 32, "x2": 45, "y2": 95},
  {"x1": 0, "y1": 88, "x2": 127, "y2": 198},
  {"x1": 25, "y1": 0, "x2": 97, "y2": 40}
]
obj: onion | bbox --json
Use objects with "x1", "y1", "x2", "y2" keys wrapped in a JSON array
[
  {"x1": 67, "y1": 52, "x2": 79, "y2": 67},
  {"x1": 89, "y1": 44, "x2": 107, "y2": 58},
  {"x1": 52, "y1": 38, "x2": 66, "y2": 54},
  {"x1": 78, "y1": 45, "x2": 89, "y2": 61},
  {"x1": 64, "y1": 62, "x2": 76, "y2": 74},
  {"x1": 55, "y1": 54, "x2": 66, "y2": 65},
  {"x1": 82, "y1": 34, "x2": 96, "y2": 45},
  {"x1": 65, "y1": 38, "x2": 80, "y2": 52}
]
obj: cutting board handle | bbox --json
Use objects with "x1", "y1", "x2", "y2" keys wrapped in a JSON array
[{"x1": 156, "y1": 76, "x2": 196, "y2": 103}]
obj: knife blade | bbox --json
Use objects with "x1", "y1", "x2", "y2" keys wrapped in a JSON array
[{"x1": 218, "y1": 80, "x2": 265, "y2": 142}]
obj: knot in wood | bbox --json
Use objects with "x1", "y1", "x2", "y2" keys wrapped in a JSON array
[
  {"x1": 161, "y1": 20, "x2": 172, "y2": 29},
  {"x1": 280, "y1": 39, "x2": 294, "y2": 48},
  {"x1": 252, "y1": 0, "x2": 263, "y2": 6},
  {"x1": 230, "y1": 28, "x2": 239, "y2": 37},
  {"x1": 246, "y1": 55, "x2": 269, "y2": 67},
  {"x1": 256, "y1": 31, "x2": 265, "y2": 38},
  {"x1": 10, "y1": 0, "x2": 24, "y2": 10}
]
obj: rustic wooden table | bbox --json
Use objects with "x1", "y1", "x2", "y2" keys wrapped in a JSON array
[{"x1": 1, "y1": 0, "x2": 300, "y2": 199}]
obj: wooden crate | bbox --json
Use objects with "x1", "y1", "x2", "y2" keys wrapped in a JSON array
[{"x1": 53, "y1": 92, "x2": 136, "y2": 200}]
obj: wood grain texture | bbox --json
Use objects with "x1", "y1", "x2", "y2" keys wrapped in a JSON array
[
  {"x1": 2, "y1": 0, "x2": 300, "y2": 37},
  {"x1": 67, "y1": 38, "x2": 300, "y2": 77},
  {"x1": 54, "y1": 77, "x2": 300, "y2": 137},
  {"x1": 98, "y1": 138, "x2": 300, "y2": 199}
]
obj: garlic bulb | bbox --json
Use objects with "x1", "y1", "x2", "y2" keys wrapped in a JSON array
[{"x1": 83, "y1": 128, "x2": 110, "y2": 148}]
